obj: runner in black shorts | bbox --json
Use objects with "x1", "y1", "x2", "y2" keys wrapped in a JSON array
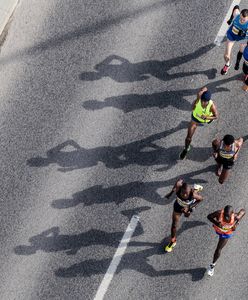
[
  {"x1": 164, "y1": 179, "x2": 203, "y2": 252},
  {"x1": 212, "y1": 135, "x2": 243, "y2": 184}
]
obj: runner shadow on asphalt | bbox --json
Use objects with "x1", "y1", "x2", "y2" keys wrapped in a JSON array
[
  {"x1": 79, "y1": 44, "x2": 216, "y2": 83},
  {"x1": 51, "y1": 165, "x2": 214, "y2": 209},
  {"x1": 54, "y1": 220, "x2": 206, "y2": 281},
  {"x1": 13, "y1": 223, "x2": 143, "y2": 256},
  {"x1": 83, "y1": 88, "x2": 193, "y2": 112},
  {"x1": 27, "y1": 121, "x2": 188, "y2": 171},
  {"x1": 82, "y1": 75, "x2": 237, "y2": 113},
  {"x1": 27, "y1": 122, "x2": 212, "y2": 173}
]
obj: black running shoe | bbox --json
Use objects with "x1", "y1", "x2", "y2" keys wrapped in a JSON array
[
  {"x1": 179, "y1": 146, "x2": 191, "y2": 160},
  {"x1": 234, "y1": 61, "x2": 240, "y2": 70}
]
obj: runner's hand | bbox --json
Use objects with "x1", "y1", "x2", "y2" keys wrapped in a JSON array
[
  {"x1": 182, "y1": 207, "x2": 190, "y2": 217},
  {"x1": 184, "y1": 211, "x2": 191, "y2": 218},
  {"x1": 216, "y1": 221, "x2": 222, "y2": 228}
]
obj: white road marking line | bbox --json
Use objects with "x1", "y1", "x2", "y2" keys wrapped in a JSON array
[
  {"x1": 94, "y1": 215, "x2": 140, "y2": 300},
  {"x1": 214, "y1": 0, "x2": 241, "y2": 46}
]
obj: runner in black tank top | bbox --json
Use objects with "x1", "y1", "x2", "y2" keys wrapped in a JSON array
[
  {"x1": 212, "y1": 134, "x2": 243, "y2": 184},
  {"x1": 164, "y1": 179, "x2": 203, "y2": 252}
]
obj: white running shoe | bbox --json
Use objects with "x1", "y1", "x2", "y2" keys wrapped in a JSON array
[{"x1": 207, "y1": 264, "x2": 215, "y2": 276}]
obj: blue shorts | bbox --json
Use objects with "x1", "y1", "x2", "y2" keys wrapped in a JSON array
[
  {"x1": 216, "y1": 232, "x2": 233, "y2": 239},
  {"x1": 226, "y1": 28, "x2": 246, "y2": 42}
]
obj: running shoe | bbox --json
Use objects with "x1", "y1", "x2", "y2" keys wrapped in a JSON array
[
  {"x1": 207, "y1": 264, "x2": 215, "y2": 276},
  {"x1": 179, "y1": 146, "x2": 191, "y2": 160},
  {"x1": 234, "y1": 61, "x2": 240, "y2": 70},
  {"x1": 221, "y1": 64, "x2": 231, "y2": 75},
  {"x1": 164, "y1": 241, "x2": 177, "y2": 253}
]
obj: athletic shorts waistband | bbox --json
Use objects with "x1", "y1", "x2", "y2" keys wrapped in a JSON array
[{"x1": 216, "y1": 232, "x2": 233, "y2": 239}]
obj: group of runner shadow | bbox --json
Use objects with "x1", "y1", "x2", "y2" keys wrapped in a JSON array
[{"x1": 16, "y1": 43, "x2": 247, "y2": 280}]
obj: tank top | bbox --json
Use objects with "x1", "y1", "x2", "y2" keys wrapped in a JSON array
[
  {"x1": 214, "y1": 210, "x2": 235, "y2": 235},
  {"x1": 219, "y1": 141, "x2": 236, "y2": 160},
  {"x1": 176, "y1": 188, "x2": 194, "y2": 207},
  {"x1": 231, "y1": 14, "x2": 248, "y2": 37},
  {"x1": 192, "y1": 99, "x2": 213, "y2": 123}
]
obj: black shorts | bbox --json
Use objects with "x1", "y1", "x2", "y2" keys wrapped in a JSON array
[
  {"x1": 173, "y1": 201, "x2": 184, "y2": 213},
  {"x1": 215, "y1": 155, "x2": 234, "y2": 170}
]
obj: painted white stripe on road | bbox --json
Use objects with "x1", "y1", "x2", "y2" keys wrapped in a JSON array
[
  {"x1": 94, "y1": 215, "x2": 140, "y2": 300},
  {"x1": 214, "y1": 0, "x2": 241, "y2": 46}
]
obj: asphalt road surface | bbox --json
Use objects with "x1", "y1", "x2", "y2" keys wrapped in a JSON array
[{"x1": 0, "y1": 0, "x2": 248, "y2": 299}]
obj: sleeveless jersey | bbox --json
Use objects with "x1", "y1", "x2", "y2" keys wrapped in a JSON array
[
  {"x1": 231, "y1": 14, "x2": 248, "y2": 38},
  {"x1": 192, "y1": 99, "x2": 213, "y2": 123},
  {"x1": 219, "y1": 141, "x2": 236, "y2": 160},
  {"x1": 176, "y1": 188, "x2": 194, "y2": 208},
  {"x1": 213, "y1": 210, "x2": 235, "y2": 235}
]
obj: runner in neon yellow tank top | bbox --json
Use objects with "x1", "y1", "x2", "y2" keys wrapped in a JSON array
[{"x1": 179, "y1": 87, "x2": 218, "y2": 160}]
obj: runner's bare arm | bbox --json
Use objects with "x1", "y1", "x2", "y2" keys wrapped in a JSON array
[
  {"x1": 207, "y1": 210, "x2": 222, "y2": 227},
  {"x1": 233, "y1": 209, "x2": 245, "y2": 230},
  {"x1": 233, "y1": 137, "x2": 244, "y2": 160},
  {"x1": 165, "y1": 178, "x2": 183, "y2": 199},
  {"x1": 235, "y1": 209, "x2": 246, "y2": 222},
  {"x1": 206, "y1": 103, "x2": 218, "y2": 120}
]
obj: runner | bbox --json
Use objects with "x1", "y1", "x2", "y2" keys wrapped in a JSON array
[
  {"x1": 242, "y1": 42, "x2": 248, "y2": 91},
  {"x1": 221, "y1": 6, "x2": 248, "y2": 75},
  {"x1": 164, "y1": 179, "x2": 203, "y2": 252},
  {"x1": 212, "y1": 135, "x2": 243, "y2": 184},
  {"x1": 207, "y1": 206, "x2": 245, "y2": 276},
  {"x1": 179, "y1": 87, "x2": 218, "y2": 160}
]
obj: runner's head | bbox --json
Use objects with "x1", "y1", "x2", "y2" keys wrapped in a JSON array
[
  {"x1": 240, "y1": 9, "x2": 248, "y2": 23},
  {"x1": 181, "y1": 182, "x2": 191, "y2": 197},
  {"x1": 224, "y1": 205, "x2": 234, "y2": 222},
  {"x1": 201, "y1": 91, "x2": 211, "y2": 108},
  {"x1": 223, "y1": 134, "x2": 234, "y2": 146}
]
